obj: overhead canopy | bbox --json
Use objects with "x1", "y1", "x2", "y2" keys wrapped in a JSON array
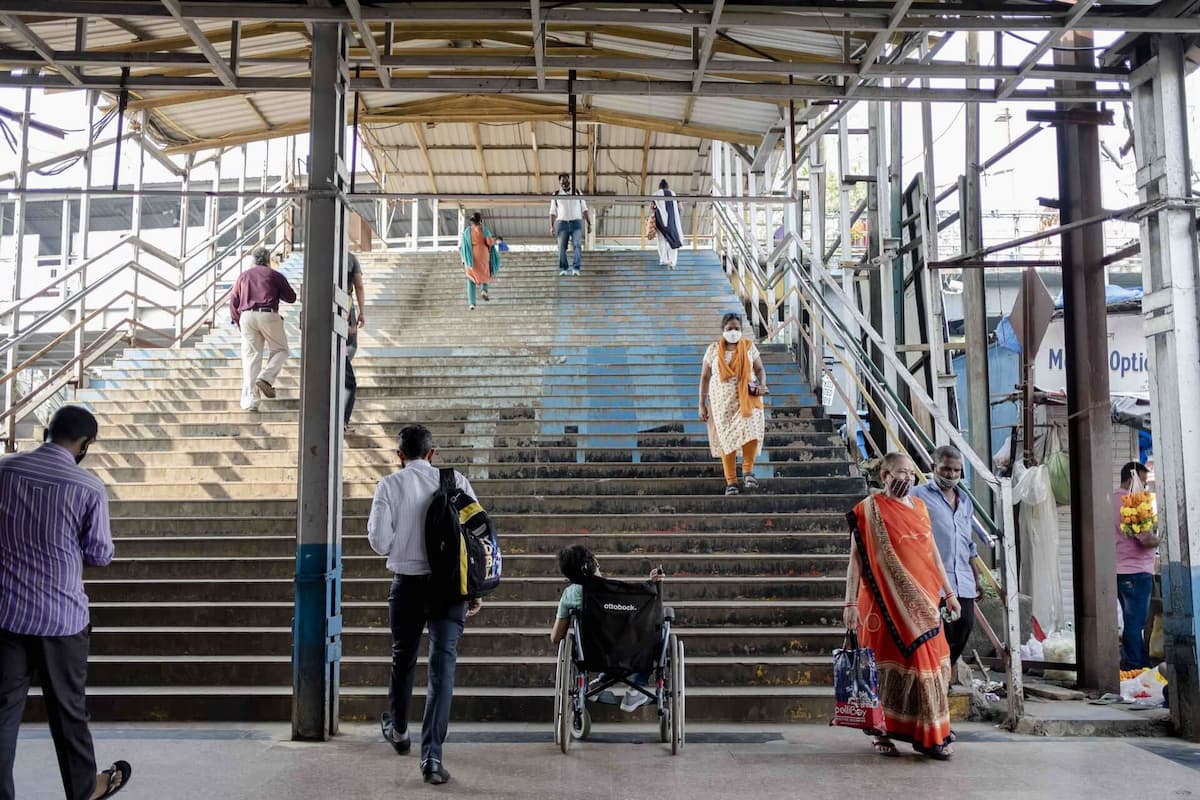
[{"x1": 0, "y1": 1, "x2": 1181, "y2": 238}]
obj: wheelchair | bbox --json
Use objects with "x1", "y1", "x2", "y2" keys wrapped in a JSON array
[{"x1": 553, "y1": 576, "x2": 686, "y2": 754}]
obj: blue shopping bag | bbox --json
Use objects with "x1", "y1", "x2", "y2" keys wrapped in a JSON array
[{"x1": 830, "y1": 631, "x2": 886, "y2": 733}]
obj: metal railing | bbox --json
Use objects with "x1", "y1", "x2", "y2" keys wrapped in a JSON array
[
  {"x1": 712, "y1": 203, "x2": 1025, "y2": 726},
  {"x1": 0, "y1": 187, "x2": 296, "y2": 449}
]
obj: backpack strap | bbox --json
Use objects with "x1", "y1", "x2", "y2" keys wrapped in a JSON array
[{"x1": 438, "y1": 467, "x2": 456, "y2": 494}]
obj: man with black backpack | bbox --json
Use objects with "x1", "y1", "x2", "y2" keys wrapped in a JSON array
[{"x1": 367, "y1": 425, "x2": 486, "y2": 786}]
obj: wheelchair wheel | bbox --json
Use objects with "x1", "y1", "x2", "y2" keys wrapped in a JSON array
[
  {"x1": 555, "y1": 635, "x2": 572, "y2": 753},
  {"x1": 670, "y1": 634, "x2": 685, "y2": 755},
  {"x1": 572, "y1": 706, "x2": 591, "y2": 740}
]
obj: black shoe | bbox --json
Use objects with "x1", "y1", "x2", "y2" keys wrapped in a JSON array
[
  {"x1": 422, "y1": 763, "x2": 451, "y2": 785},
  {"x1": 380, "y1": 713, "x2": 411, "y2": 755}
]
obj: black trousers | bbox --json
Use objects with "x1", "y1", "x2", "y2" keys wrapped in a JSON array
[
  {"x1": 386, "y1": 575, "x2": 466, "y2": 768},
  {"x1": 343, "y1": 356, "x2": 357, "y2": 427},
  {"x1": 943, "y1": 597, "x2": 976, "y2": 667},
  {"x1": 0, "y1": 628, "x2": 96, "y2": 800}
]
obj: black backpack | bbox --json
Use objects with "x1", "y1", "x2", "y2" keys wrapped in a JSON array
[{"x1": 424, "y1": 468, "x2": 502, "y2": 601}]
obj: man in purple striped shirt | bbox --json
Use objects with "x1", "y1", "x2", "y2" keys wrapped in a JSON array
[{"x1": 0, "y1": 406, "x2": 132, "y2": 799}]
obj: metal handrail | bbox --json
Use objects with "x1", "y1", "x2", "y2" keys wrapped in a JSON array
[
  {"x1": 712, "y1": 196, "x2": 1025, "y2": 726},
  {"x1": 1, "y1": 198, "x2": 296, "y2": 449}
]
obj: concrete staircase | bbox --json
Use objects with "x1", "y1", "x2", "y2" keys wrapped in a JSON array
[{"x1": 43, "y1": 248, "x2": 869, "y2": 723}]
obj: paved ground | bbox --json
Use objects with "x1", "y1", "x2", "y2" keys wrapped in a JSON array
[{"x1": 12, "y1": 721, "x2": 1200, "y2": 799}]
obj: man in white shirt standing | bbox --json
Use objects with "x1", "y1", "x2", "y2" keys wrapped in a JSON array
[
  {"x1": 549, "y1": 172, "x2": 591, "y2": 276},
  {"x1": 368, "y1": 424, "x2": 483, "y2": 786}
]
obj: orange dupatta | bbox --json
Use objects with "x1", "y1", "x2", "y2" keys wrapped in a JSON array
[
  {"x1": 848, "y1": 493, "x2": 943, "y2": 656},
  {"x1": 715, "y1": 338, "x2": 764, "y2": 418}
]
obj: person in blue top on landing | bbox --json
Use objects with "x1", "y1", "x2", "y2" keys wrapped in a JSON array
[
  {"x1": 910, "y1": 445, "x2": 984, "y2": 668},
  {"x1": 550, "y1": 545, "x2": 665, "y2": 712}
]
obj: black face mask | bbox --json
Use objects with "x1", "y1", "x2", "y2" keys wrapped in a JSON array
[{"x1": 74, "y1": 440, "x2": 91, "y2": 465}]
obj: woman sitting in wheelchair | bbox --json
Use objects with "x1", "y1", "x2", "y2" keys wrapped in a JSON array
[{"x1": 550, "y1": 545, "x2": 666, "y2": 712}]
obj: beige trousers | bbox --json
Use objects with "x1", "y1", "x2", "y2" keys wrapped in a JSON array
[{"x1": 239, "y1": 310, "x2": 288, "y2": 409}]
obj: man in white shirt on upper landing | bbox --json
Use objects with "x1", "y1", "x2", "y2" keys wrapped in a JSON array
[
  {"x1": 368, "y1": 424, "x2": 482, "y2": 786},
  {"x1": 550, "y1": 172, "x2": 591, "y2": 276}
]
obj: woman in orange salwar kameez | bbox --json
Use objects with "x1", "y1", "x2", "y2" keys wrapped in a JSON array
[
  {"x1": 460, "y1": 212, "x2": 498, "y2": 310},
  {"x1": 843, "y1": 452, "x2": 962, "y2": 760}
]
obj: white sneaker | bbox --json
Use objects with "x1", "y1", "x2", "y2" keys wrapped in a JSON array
[
  {"x1": 620, "y1": 689, "x2": 652, "y2": 712},
  {"x1": 559, "y1": 269, "x2": 569, "y2": 276},
  {"x1": 570, "y1": 269, "x2": 581, "y2": 276}
]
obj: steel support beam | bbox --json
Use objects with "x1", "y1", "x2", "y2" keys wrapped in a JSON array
[
  {"x1": 292, "y1": 20, "x2": 347, "y2": 742},
  {"x1": 691, "y1": 0, "x2": 725, "y2": 93},
  {"x1": 531, "y1": 0, "x2": 545, "y2": 90},
  {"x1": 344, "y1": 0, "x2": 389, "y2": 88},
  {"x1": 160, "y1": 0, "x2": 238, "y2": 87},
  {"x1": 1056, "y1": 31, "x2": 1119, "y2": 693},
  {"x1": 1131, "y1": 33, "x2": 1200, "y2": 740},
  {"x1": 996, "y1": 0, "x2": 1097, "y2": 100},
  {"x1": 0, "y1": 13, "x2": 84, "y2": 85},
  {"x1": 961, "y1": 31, "x2": 992, "y2": 506}
]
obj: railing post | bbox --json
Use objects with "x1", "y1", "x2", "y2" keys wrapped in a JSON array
[
  {"x1": 1000, "y1": 478, "x2": 1025, "y2": 728},
  {"x1": 176, "y1": 154, "x2": 192, "y2": 346},
  {"x1": 807, "y1": 139, "x2": 827, "y2": 391},
  {"x1": 207, "y1": 152, "x2": 222, "y2": 327},
  {"x1": 409, "y1": 198, "x2": 419, "y2": 250},
  {"x1": 73, "y1": 92, "x2": 96, "y2": 389},
  {"x1": 432, "y1": 198, "x2": 440, "y2": 249},
  {"x1": 3, "y1": 87, "x2": 32, "y2": 451},
  {"x1": 127, "y1": 110, "x2": 148, "y2": 343},
  {"x1": 237, "y1": 143, "x2": 248, "y2": 243}
]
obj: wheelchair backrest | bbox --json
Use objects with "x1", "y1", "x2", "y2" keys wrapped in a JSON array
[{"x1": 578, "y1": 576, "x2": 664, "y2": 674}]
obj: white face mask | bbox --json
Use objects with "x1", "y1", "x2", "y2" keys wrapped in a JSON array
[{"x1": 723, "y1": 330, "x2": 742, "y2": 344}]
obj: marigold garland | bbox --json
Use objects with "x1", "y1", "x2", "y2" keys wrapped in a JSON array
[{"x1": 1120, "y1": 490, "x2": 1158, "y2": 537}]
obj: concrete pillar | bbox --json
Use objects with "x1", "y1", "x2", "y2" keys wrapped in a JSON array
[
  {"x1": 1055, "y1": 32, "x2": 1119, "y2": 693},
  {"x1": 1131, "y1": 33, "x2": 1200, "y2": 739},
  {"x1": 292, "y1": 21, "x2": 348, "y2": 742}
]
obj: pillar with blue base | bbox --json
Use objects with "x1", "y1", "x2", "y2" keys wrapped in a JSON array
[
  {"x1": 292, "y1": 21, "x2": 349, "y2": 742},
  {"x1": 1130, "y1": 33, "x2": 1200, "y2": 740}
]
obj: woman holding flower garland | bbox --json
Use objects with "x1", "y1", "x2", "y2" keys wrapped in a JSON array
[{"x1": 1113, "y1": 461, "x2": 1160, "y2": 671}]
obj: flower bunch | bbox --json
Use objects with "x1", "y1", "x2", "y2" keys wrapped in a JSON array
[{"x1": 1120, "y1": 491, "x2": 1158, "y2": 537}]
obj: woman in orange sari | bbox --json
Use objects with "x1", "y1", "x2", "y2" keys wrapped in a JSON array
[
  {"x1": 843, "y1": 452, "x2": 961, "y2": 759},
  {"x1": 460, "y1": 212, "x2": 498, "y2": 310}
]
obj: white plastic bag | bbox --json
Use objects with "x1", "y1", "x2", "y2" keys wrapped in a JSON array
[
  {"x1": 1120, "y1": 666, "x2": 1167, "y2": 705},
  {"x1": 1019, "y1": 635, "x2": 1044, "y2": 662},
  {"x1": 1041, "y1": 631, "x2": 1077, "y2": 682},
  {"x1": 1012, "y1": 465, "x2": 1066, "y2": 633}
]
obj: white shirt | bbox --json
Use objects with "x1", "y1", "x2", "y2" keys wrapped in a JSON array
[
  {"x1": 367, "y1": 459, "x2": 476, "y2": 575},
  {"x1": 550, "y1": 189, "x2": 587, "y2": 222}
]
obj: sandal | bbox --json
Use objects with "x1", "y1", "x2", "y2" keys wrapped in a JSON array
[
  {"x1": 743, "y1": 474, "x2": 760, "y2": 491},
  {"x1": 96, "y1": 761, "x2": 131, "y2": 797},
  {"x1": 915, "y1": 743, "x2": 954, "y2": 761},
  {"x1": 873, "y1": 737, "x2": 900, "y2": 758},
  {"x1": 724, "y1": 484, "x2": 741, "y2": 496}
]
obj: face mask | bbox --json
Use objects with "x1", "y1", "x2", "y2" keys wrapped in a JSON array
[
  {"x1": 934, "y1": 473, "x2": 959, "y2": 491},
  {"x1": 74, "y1": 443, "x2": 89, "y2": 465},
  {"x1": 888, "y1": 477, "x2": 913, "y2": 498},
  {"x1": 723, "y1": 330, "x2": 742, "y2": 344}
]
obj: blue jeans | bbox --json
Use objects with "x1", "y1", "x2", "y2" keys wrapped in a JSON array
[
  {"x1": 556, "y1": 219, "x2": 583, "y2": 271},
  {"x1": 386, "y1": 575, "x2": 466, "y2": 769},
  {"x1": 1117, "y1": 572, "x2": 1154, "y2": 670}
]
